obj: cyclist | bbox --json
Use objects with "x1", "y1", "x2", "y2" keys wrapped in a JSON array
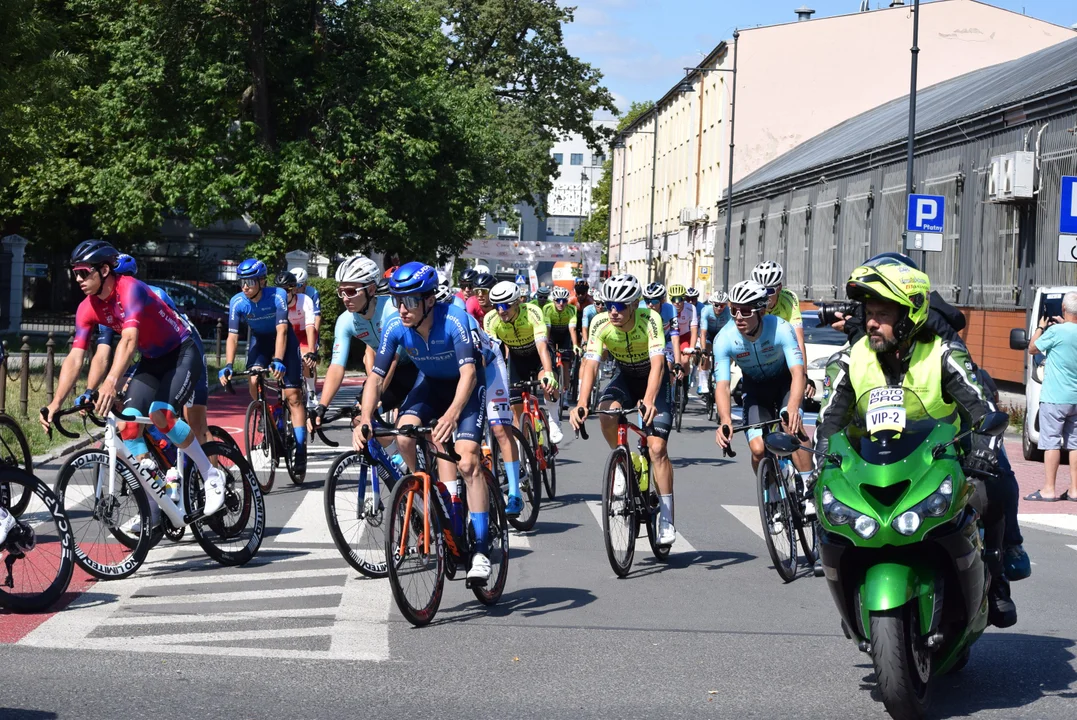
[
  {"x1": 544, "y1": 287, "x2": 579, "y2": 400},
  {"x1": 686, "y1": 286, "x2": 703, "y2": 318},
  {"x1": 581, "y1": 285, "x2": 605, "y2": 347},
  {"x1": 290, "y1": 267, "x2": 322, "y2": 405},
  {"x1": 277, "y1": 271, "x2": 319, "y2": 408},
  {"x1": 41, "y1": 240, "x2": 225, "y2": 515},
  {"x1": 483, "y1": 281, "x2": 564, "y2": 444},
  {"x1": 530, "y1": 285, "x2": 551, "y2": 310},
  {"x1": 641, "y1": 282, "x2": 683, "y2": 387},
  {"x1": 219, "y1": 258, "x2": 308, "y2": 478},
  {"x1": 698, "y1": 290, "x2": 730, "y2": 395},
  {"x1": 359, "y1": 262, "x2": 493, "y2": 582},
  {"x1": 752, "y1": 261, "x2": 813, "y2": 398},
  {"x1": 812, "y1": 257, "x2": 1015, "y2": 627},
  {"x1": 669, "y1": 283, "x2": 698, "y2": 404},
  {"x1": 713, "y1": 280, "x2": 808, "y2": 476},
  {"x1": 466, "y1": 272, "x2": 496, "y2": 325},
  {"x1": 457, "y1": 268, "x2": 478, "y2": 302},
  {"x1": 570, "y1": 274, "x2": 678, "y2": 546}
]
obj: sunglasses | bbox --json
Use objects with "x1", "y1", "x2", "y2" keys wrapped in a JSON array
[
  {"x1": 645, "y1": 297, "x2": 663, "y2": 305},
  {"x1": 72, "y1": 266, "x2": 98, "y2": 281},
  {"x1": 474, "y1": 289, "x2": 490, "y2": 297},
  {"x1": 241, "y1": 278, "x2": 262, "y2": 288},
  {"x1": 336, "y1": 285, "x2": 366, "y2": 299},
  {"x1": 554, "y1": 299, "x2": 568, "y2": 305},
  {"x1": 392, "y1": 294, "x2": 426, "y2": 310},
  {"x1": 670, "y1": 296, "x2": 685, "y2": 303},
  {"x1": 730, "y1": 304, "x2": 762, "y2": 319},
  {"x1": 495, "y1": 302, "x2": 516, "y2": 312},
  {"x1": 607, "y1": 301, "x2": 629, "y2": 312}
]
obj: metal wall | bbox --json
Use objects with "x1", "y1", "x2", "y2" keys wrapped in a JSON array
[{"x1": 717, "y1": 110, "x2": 1077, "y2": 310}]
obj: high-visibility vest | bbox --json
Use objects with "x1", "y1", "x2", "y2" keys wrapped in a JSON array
[{"x1": 847, "y1": 335, "x2": 958, "y2": 428}]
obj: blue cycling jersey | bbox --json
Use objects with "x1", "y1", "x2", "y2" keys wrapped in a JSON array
[
  {"x1": 330, "y1": 295, "x2": 411, "y2": 367},
  {"x1": 713, "y1": 314, "x2": 803, "y2": 384},
  {"x1": 97, "y1": 285, "x2": 193, "y2": 345},
  {"x1": 444, "y1": 295, "x2": 497, "y2": 365},
  {"x1": 699, "y1": 305, "x2": 731, "y2": 341},
  {"x1": 302, "y1": 285, "x2": 321, "y2": 317},
  {"x1": 373, "y1": 303, "x2": 477, "y2": 380},
  {"x1": 640, "y1": 301, "x2": 680, "y2": 344},
  {"x1": 582, "y1": 303, "x2": 598, "y2": 330},
  {"x1": 228, "y1": 287, "x2": 288, "y2": 336}
]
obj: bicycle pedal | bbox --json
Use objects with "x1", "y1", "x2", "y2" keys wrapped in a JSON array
[{"x1": 464, "y1": 577, "x2": 488, "y2": 589}]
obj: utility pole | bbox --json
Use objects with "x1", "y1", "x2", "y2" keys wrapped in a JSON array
[{"x1": 903, "y1": 0, "x2": 921, "y2": 259}]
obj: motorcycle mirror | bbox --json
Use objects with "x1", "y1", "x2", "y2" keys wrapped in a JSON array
[
  {"x1": 977, "y1": 411, "x2": 1009, "y2": 438},
  {"x1": 764, "y1": 431, "x2": 801, "y2": 457}
]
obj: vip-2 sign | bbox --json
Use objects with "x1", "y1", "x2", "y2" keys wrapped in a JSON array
[
  {"x1": 1058, "y1": 176, "x2": 1077, "y2": 263},
  {"x1": 905, "y1": 194, "x2": 945, "y2": 252},
  {"x1": 866, "y1": 387, "x2": 907, "y2": 435}
]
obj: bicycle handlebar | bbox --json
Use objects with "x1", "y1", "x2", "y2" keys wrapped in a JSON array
[
  {"x1": 43, "y1": 400, "x2": 105, "y2": 440},
  {"x1": 358, "y1": 423, "x2": 461, "y2": 464},
  {"x1": 314, "y1": 405, "x2": 359, "y2": 447}
]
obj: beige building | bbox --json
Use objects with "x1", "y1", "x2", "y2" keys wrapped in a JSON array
[{"x1": 608, "y1": 0, "x2": 1075, "y2": 294}]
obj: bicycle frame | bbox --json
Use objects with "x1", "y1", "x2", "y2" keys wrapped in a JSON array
[
  {"x1": 519, "y1": 387, "x2": 550, "y2": 469},
  {"x1": 395, "y1": 439, "x2": 468, "y2": 564}
]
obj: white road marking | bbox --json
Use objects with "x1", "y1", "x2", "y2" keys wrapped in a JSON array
[
  {"x1": 1017, "y1": 513, "x2": 1077, "y2": 535},
  {"x1": 722, "y1": 504, "x2": 764, "y2": 540},
  {"x1": 584, "y1": 500, "x2": 697, "y2": 553},
  {"x1": 273, "y1": 490, "x2": 334, "y2": 545}
]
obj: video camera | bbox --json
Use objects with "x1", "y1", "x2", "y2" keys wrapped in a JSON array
[{"x1": 815, "y1": 301, "x2": 861, "y2": 328}]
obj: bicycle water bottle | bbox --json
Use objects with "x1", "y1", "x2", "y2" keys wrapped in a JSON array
[
  {"x1": 638, "y1": 453, "x2": 650, "y2": 493},
  {"x1": 535, "y1": 414, "x2": 546, "y2": 447},
  {"x1": 450, "y1": 491, "x2": 465, "y2": 538},
  {"x1": 164, "y1": 466, "x2": 181, "y2": 503},
  {"x1": 389, "y1": 453, "x2": 408, "y2": 477},
  {"x1": 138, "y1": 458, "x2": 165, "y2": 490},
  {"x1": 272, "y1": 402, "x2": 285, "y2": 433}
]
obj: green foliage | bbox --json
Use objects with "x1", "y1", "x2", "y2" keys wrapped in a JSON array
[{"x1": 307, "y1": 276, "x2": 340, "y2": 358}]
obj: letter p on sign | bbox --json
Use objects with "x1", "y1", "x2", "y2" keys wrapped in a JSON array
[{"x1": 915, "y1": 198, "x2": 937, "y2": 228}]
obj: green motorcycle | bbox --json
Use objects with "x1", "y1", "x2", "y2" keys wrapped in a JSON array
[{"x1": 765, "y1": 386, "x2": 1008, "y2": 720}]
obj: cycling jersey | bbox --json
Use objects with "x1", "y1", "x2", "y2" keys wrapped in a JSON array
[
  {"x1": 770, "y1": 288, "x2": 803, "y2": 329},
  {"x1": 585, "y1": 308, "x2": 665, "y2": 379},
  {"x1": 581, "y1": 303, "x2": 599, "y2": 331},
  {"x1": 330, "y1": 295, "x2": 411, "y2": 367},
  {"x1": 543, "y1": 302, "x2": 577, "y2": 329},
  {"x1": 712, "y1": 315, "x2": 803, "y2": 384},
  {"x1": 699, "y1": 305, "x2": 731, "y2": 342},
  {"x1": 465, "y1": 295, "x2": 489, "y2": 325},
  {"x1": 96, "y1": 284, "x2": 192, "y2": 346},
  {"x1": 484, "y1": 303, "x2": 548, "y2": 355},
  {"x1": 228, "y1": 287, "x2": 289, "y2": 336},
  {"x1": 675, "y1": 303, "x2": 698, "y2": 335},
  {"x1": 288, "y1": 292, "x2": 315, "y2": 348},
  {"x1": 640, "y1": 301, "x2": 680, "y2": 345},
  {"x1": 374, "y1": 303, "x2": 476, "y2": 380},
  {"x1": 302, "y1": 285, "x2": 321, "y2": 317},
  {"x1": 73, "y1": 276, "x2": 190, "y2": 358}
]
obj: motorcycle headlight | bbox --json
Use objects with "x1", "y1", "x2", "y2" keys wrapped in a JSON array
[
  {"x1": 821, "y1": 487, "x2": 878, "y2": 537},
  {"x1": 893, "y1": 511, "x2": 922, "y2": 535},
  {"x1": 892, "y1": 475, "x2": 953, "y2": 535},
  {"x1": 853, "y1": 515, "x2": 879, "y2": 539}
]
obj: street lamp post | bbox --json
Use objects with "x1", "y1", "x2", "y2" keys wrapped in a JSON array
[
  {"x1": 903, "y1": 0, "x2": 921, "y2": 261},
  {"x1": 646, "y1": 116, "x2": 660, "y2": 284}
]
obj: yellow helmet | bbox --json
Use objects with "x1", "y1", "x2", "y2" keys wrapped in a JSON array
[
  {"x1": 845, "y1": 257, "x2": 931, "y2": 341},
  {"x1": 668, "y1": 283, "x2": 687, "y2": 298}
]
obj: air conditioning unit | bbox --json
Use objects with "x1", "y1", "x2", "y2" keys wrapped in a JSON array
[
  {"x1": 988, "y1": 151, "x2": 1035, "y2": 202},
  {"x1": 678, "y1": 206, "x2": 711, "y2": 225}
]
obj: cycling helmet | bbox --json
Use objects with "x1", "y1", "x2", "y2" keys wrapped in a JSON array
[
  {"x1": 276, "y1": 270, "x2": 297, "y2": 288},
  {"x1": 71, "y1": 239, "x2": 119, "y2": 267},
  {"x1": 751, "y1": 261, "x2": 784, "y2": 289},
  {"x1": 460, "y1": 268, "x2": 478, "y2": 286},
  {"x1": 709, "y1": 290, "x2": 728, "y2": 305},
  {"x1": 237, "y1": 258, "x2": 268, "y2": 279},
  {"x1": 473, "y1": 272, "x2": 496, "y2": 291},
  {"x1": 593, "y1": 286, "x2": 605, "y2": 304},
  {"x1": 490, "y1": 281, "x2": 521, "y2": 305},
  {"x1": 536, "y1": 285, "x2": 551, "y2": 298},
  {"x1": 642, "y1": 282, "x2": 665, "y2": 301},
  {"x1": 290, "y1": 267, "x2": 308, "y2": 285},
  {"x1": 335, "y1": 254, "x2": 381, "y2": 285},
  {"x1": 846, "y1": 258, "x2": 930, "y2": 341},
  {"x1": 727, "y1": 280, "x2": 770, "y2": 309},
  {"x1": 115, "y1": 254, "x2": 138, "y2": 276},
  {"x1": 474, "y1": 264, "x2": 490, "y2": 275},
  {"x1": 603, "y1": 274, "x2": 643, "y2": 304},
  {"x1": 435, "y1": 282, "x2": 453, "y2": 304},
  {"x1": 866, "y1": 251, "x2": 920, "y2": 270},
  {"x1": 376, "y1": 277, "x2": 389, "y2": 295},
  {"x1": 551, "y1": 286, "x2": 570, "y2": 301},
  {"x1": 389, "y1": 262, "x2": 438, "y2": 295},
  {"x1": 574, "y1": 277, "x2": 589, "y2": 289},
  {"x1": 383, "y1": 265, "x2": 398, "y2": 279},
  {"x1": 668, "y1": 283, "x2": 687, "y2": 298},
  {"x1": 437, "y1": 270, "x2": 451, "y2": 290},
  {"x1": 685, "y1": 287, "x2": 700, "y2": 300}
]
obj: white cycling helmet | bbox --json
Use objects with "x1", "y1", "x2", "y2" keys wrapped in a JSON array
[
  {"x1": 602, "y1": 274, "x2": 643, "y2": 304},
  {"x1": 290, "y1": 267, "x2": 308, "y2": 285},
  {"x1": 642, "y1": 282, "x2": 665, "y2": 300},
  {"x1": 550, "y1": 286, "x2": 570, "y2": 301},
  {"x1": 335, "y1": 254, "x2": 381, "y2": 285},
  {"x1": 593, "y1": 285, "x2": 605, "y2": 304},
  {"x1": 751, "y1": 261, "x2": 784, "y2": 289},
  {"x1": 474, "y1": 264, "x2": 491, "y2": 275},
  {"x1": 490, "y1": 280, "x2": 521, "y2": 305},
  {"x1": 709, "y1": 290, "x2": 728, "y2": 305},
  {"x1": 728, "y1": 280, "x2": 770, "y2": 308}
]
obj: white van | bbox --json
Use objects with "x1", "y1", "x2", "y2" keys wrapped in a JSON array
[{"x1": 1008, "y1": 286, "x2": 1077, "y2": 461}]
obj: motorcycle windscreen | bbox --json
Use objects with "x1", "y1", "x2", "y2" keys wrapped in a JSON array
[{"x1": 843, "y1": 386, "x2": 936, "y2": 466}]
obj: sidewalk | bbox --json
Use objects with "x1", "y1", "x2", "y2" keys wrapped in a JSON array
[{"x1": 1006, "y1": 438, "x2": 1077, "y2": 536}]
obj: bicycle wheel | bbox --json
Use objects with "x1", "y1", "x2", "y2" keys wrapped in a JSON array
[
  {"x1": 207, "y1": 425, "x2": 241, "y2": 454},
  {"x1": 490, "y1": 424, "x2": 540, "y2": 532},
  {"x1": 674, "y1": 378, "x2": 684, "y2": 432},
  {"x1": 385, "y1": 473, "x2": 445, "y2": 627},
  {"x1": 324, "y1": 451, "x2": 393, "y2": 578},
  {"x1": 0, "y1": 467, "x2": 75, "y2": 613},
  {"x1": 244, "y1": 401, "x2": 276, "y2": 493},
  {"x1": 54, "y1": 449, "x2": 152, "y2": 580},
  {"x1": 184, "y1": 441, "x2": 265, "y2": 566},
  {"x1": 537, "y1": 410, "x2": 557, "y2": 499},
  {"x1": 281, "y1": 425, "x2": 304, "y2": 485},
  {"x1": 798, "y1": 517, "x2": 820, "y2": 567},
  {"x1": 601, "y1": 447, "x2": 637, "y2": 577},
  {"x1": 756, "y1": 456, "x2": 798, "y2": 582},
  {"x1": 473, "y1": 468, "x2": 510, "y2": 606},
  {"x1": 0, "y1": 413, "x2": 34, "y2": 517}
]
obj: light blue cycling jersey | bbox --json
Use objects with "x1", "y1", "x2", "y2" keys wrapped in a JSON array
[
  {"x1": 330, "y1": 295, "x2": 411, "y2": 367},
  {"x1": 582, "y1": 303, "x2": 598, "y2": 330},
  {"x1": 699, "y1": 305, "x2": 731, "y2": 341},
  {"x1": 302, "y1": 285, "x2": 321, "y2": 316},
  {"x1": 228, "y1": 287, "x2": 288, "y2": 336},
  {"x1": 713, "y1": 314, "x2": 803, "y2": 383},
  {"x1": 639, "y1": 300, "x2": 680, "y2": 345},
  {"x1": 374, "y1": 303, "x2": 476, "y2": 380},
  {"x1": 97, "y1": 285, "x2": 194, "y2": 345}
]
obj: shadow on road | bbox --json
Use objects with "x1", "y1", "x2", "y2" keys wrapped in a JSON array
[
  {"x1": 430, "y1": 585, "x2": 598, "y2": 625},
  {"x1": 626, "y1": 549, "x2": 756, "y2": 578},
  {"x1": 670, "y1": 456, "x2": 735, "y2": 469},
  {"x1": 516, "y1": 520, "x2": 581, "y2": 538},
  {"x1": 0, "y1": 710, "x2": 59, "y2": 720}
]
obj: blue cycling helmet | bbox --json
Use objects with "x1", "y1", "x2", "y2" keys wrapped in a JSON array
[
  {"x1": 237, "y1": 258, "x2": 268, "y2": 279},
  {"x1": 115, "y1": 254, "x2": 138, "y2": 276},
  {"x1": 389, "y1": 262, "x2": 438, "y2": 294}
]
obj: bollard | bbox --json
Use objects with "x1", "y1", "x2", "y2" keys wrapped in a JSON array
[
  {"x1": 45, "y1": 331, "x2": 56, "y2": 405},
  {"x1": 19, "y1": 335, "x2": 30, "y2": 418},
  {"x1": 216, "y1": 318, "x2": 223, "y2": 366},
  {"x1": 0, "y1": 340, "x2": 6, "y2": 413}
]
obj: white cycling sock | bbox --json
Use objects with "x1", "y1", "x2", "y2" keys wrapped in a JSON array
[
  {"x1": 659, "y1": 494, "x2": 674, "y2": 524},
  {"x1": 183, "y1": 440, "x2": 214, "y2": 478}
]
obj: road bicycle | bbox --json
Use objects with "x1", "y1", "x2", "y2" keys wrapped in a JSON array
[
  {"x1": 484, "y1": 420, "x2": 541, "y2": 532},
  {"x1": 383, "y1": 425, "x2": 509, "y2": 627},
  {"x1": 554, "y1": 349, "x2": 571, "y2": 422},
  {"x1": 513, "y1": 379, "x2": 558, "y2": 500},
  {"x1": 721, "y1": 415, "x2": 818, "y2": 583},
  {"x1": 226, "y1": 368, "x2": 304, "y2": 491},
  {"x1": 0, "y1": 410, "x2": 34, "y2": 517},
  {"x1": 49, "y1": 398, "x2": 265, "y2": 580},
  {"x1": 577, "y1": 406, "x2": 670, "y2": 577}
]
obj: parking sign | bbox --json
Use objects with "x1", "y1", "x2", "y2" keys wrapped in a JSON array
[
  {"x1": 1061, "y1": 176, "x2": 1077, "y2": 235},
  {"x1": 905, "y1": 193, "x2": 945, "y2": 252}
]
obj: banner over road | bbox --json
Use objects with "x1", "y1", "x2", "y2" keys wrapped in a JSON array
[{"x1": 463, "y1": 239, "x2": 604, "y2": 281}]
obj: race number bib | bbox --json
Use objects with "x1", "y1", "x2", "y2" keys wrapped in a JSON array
[{"x1": 866, "y1": 388, "x2": 906, "y2": 434}]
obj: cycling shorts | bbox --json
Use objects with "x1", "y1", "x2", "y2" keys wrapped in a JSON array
[
  {"x1": 743, "y1": 372, "x2": 801, "y2": 441},
  {"x1": 380, "y1": 360, "x2": 420, "y2": 413},
  {"x1": 187, "y1": 329, "x2": 209, "y2": 407},
  {"x1": 679, "y1": 340, "x2": 693, "y2": 356},
  {"x1": 124, "y1": 338, "x2": 202, "y2": 417},
  {"x1": 599, "y1": 369, "x2": 672, "y2": 441},
  {"x1": 398, "y1": 374, "x2": 486, "y2": 444},
  {"x1": 508, "y1": 351, "x2": 543, "y2": 404},
  {"x1": 248, "y1": 331, "x2": 303, "y2": 389},
  {"x1": 484, "y1": 349, "x2": 513, "y2": 426},
  {"x1": 548, "y1": 328, "x2": 573, "y2": 354}
]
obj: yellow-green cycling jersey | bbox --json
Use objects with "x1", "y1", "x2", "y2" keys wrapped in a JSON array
[
  {"x1": 770, "y1": 288, "x2": 803, "y2": 329},
  {"x1": 584, "y1": 308, "x2": 665, "y2": 378},
  {"x1": 543, "y1": 302, "x2": 577, "y2": 330},
  {"x1": 484, "y1": 304, "x2": 548, "y2": 355}
]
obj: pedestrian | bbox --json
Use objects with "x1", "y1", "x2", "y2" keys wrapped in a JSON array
[{"x1": 1026, "y1": 290, "x2": 1077, "y2": 502}]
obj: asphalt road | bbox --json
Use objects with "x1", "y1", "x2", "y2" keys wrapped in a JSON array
[{"x1": 4, "y1": 390, "x2": 1077, "y2": 720}]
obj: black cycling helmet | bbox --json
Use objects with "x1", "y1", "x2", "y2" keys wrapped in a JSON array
[
  {"x1": 867, "y1": 251, "x2": 920, "y2": 270},
  {"x1": 71, "y1": 239, "x2": 119, "y2": 268},
  {"x1": 473, "y1": 272, "x2": 496, "y2": 290},
  {"x1": 460, "y1": 268, "x2": 479, "y2": 286},
  {"x1": 275, "y1": 270, "x2": 298, "y2": 288},
  {"x1": 574, "y1": 277, "x2": 589, "y2": 290}
]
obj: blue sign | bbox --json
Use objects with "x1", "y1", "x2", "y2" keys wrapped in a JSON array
[
  {"x1": 515, "y1": 274, "x2": 526, "y2": 284},
  {"x1": 1061, "y1": 176, "x2": 1077, "y2": 235},
  {"x1": 906, "y1": 194, "x2": 946, "y2": 234}
]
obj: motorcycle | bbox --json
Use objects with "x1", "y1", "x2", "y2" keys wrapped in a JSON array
[{"x1": 765, "y1": 386, "x2": 1008, "y2": 720}]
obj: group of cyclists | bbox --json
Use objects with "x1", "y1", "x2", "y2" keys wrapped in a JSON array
[{"x1": 10, "y1": 239, "x2": 1025, "y2": 629}]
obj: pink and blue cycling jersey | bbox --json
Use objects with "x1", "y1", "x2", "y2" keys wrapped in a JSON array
[{"x1": 72, "y1": 275, "x2": 190, "y2": 358}]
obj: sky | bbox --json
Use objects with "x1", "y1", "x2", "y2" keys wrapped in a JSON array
[{"x1": 562, "y1": 0, "x2": 1077, "y2": 119}]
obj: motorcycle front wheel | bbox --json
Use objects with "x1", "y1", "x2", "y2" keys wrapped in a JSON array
[{"x1": 869, "y1": 604, "x2": 933, "y2": 720}]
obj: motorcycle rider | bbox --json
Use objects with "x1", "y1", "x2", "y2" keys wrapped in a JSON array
[{"x1": 814, "y1": 255, "x2": 1017, "y2": 628}]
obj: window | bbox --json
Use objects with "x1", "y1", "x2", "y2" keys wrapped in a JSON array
[
  {"x1": 570, "y1": 153, "x2": 584, "y2": 166},
  {"x1": 552, "y1": 153, "x2": 563, "y2": 165},
  {"x1": 547, "y1": 216, "x2": 582, "y2": 236},
  {"x1": 592, "y1": 153, "x2": 606, "y2": 166}
]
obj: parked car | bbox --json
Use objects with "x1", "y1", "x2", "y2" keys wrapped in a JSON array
[
  {"x1": 1009, "y1": 286, "x2": 1077, "y2": 462},
  {"x1": 150, "y1": 279, "x2": 230, "y2": 338}
]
